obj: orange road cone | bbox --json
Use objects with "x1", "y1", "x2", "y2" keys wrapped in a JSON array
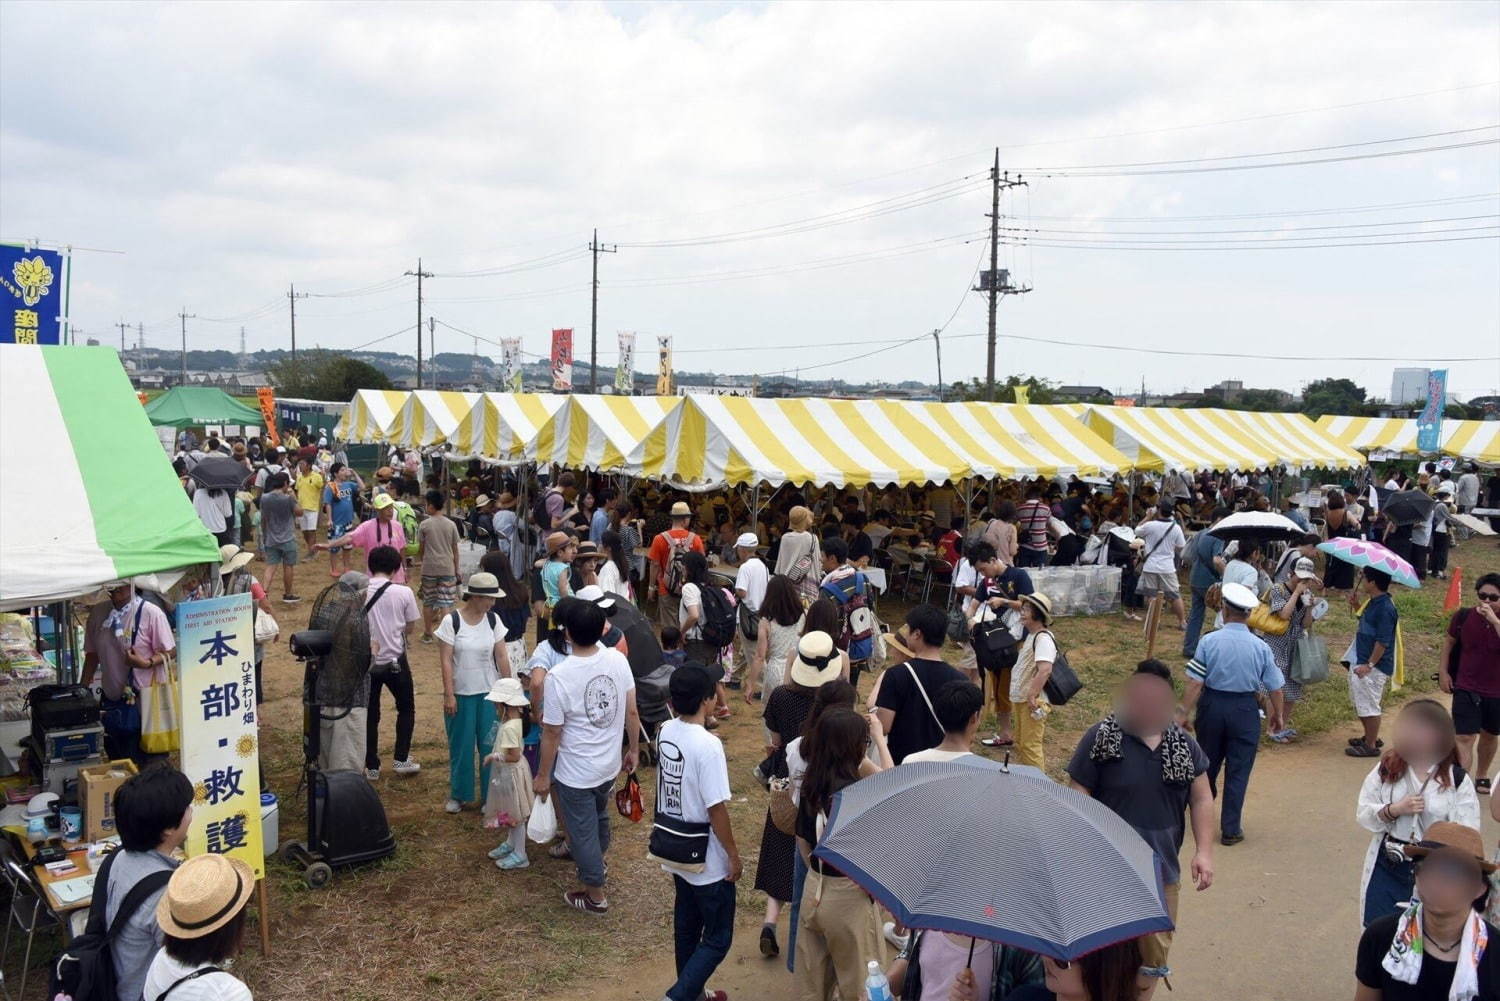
[{"x1": 1444, "y1": 566, "x2": 1463, "y2": 613}]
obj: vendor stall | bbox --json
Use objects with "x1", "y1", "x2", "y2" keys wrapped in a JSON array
[
  {"x1": 143, "y1": 384, "x2": 262, "y2": 430},
  {"x1": 384, "y1": 389, "x2": 481, "y2": 450},
  {"x1": 526, "y1": 394, "x2": 681, "y2": 472},
  {"x1": 337, "y1": 388, "x2": 409, "y2": 444},
  {"x1": 448, "y1": 391, "x2": 567, "y2": 463}
]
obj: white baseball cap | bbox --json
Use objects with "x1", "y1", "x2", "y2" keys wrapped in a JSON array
[{"x1": 735, "y1": 532, "x2": 760, "y2": 549}]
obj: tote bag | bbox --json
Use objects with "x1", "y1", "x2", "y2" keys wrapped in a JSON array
[
  {"x1": 1290, "y1": 632, "x2": 1330, "y2": 684},
  {"x1": 138, "y1": 656, "x2": 181, "y2": 755}
]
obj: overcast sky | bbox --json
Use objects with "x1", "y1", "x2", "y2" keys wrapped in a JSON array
[{"x1": 3, "y1": 1, "x2": 1498, "y2": 399}]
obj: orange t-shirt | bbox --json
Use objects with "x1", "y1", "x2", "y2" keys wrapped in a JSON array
[{"x1": 647, "y1": 528, "x2": 705, "y2": 594}]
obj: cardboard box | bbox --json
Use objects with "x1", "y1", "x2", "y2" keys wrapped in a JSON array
[{"x1": 80, "y1": 760, "x2": 137, "y2": 841}]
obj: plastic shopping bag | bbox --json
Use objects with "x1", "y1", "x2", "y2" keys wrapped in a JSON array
[
  {"x1": 527, "y1": 793, "x2": 557, "y2": 844},
  {"x1": 138, "y1": 657, "x2": 181, "y2": 754}
]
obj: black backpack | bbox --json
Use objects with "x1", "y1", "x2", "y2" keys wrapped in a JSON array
[
  {"x1": 449, "y1": 610, "x2": 500, "y2": 634},
  {"x1": 532, "y1": 489, "x2": 561, "y2": 531},
  {"x1": 49, "y1": 850, "x2": 172, "y2": 1001},
  {"x1": 696, "y1": 586, "x2": 738, "y2": 649}
]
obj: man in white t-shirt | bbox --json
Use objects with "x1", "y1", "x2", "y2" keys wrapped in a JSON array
[
  {"x1": 730, "y1": 532, "x2": 768, "y2": 690},
  {"x1": 903, "y1": 679, "x2": 984, "y2": 764},
  {"x1": 656, "y1": 665, "x2": 740, "y2": 1001},
  {"x1": 536, "y1": 601, "x2": 640, "y2": 915},
  {"x1": 1134, "y1": 503, "x2": 1187, "y2": 630}
]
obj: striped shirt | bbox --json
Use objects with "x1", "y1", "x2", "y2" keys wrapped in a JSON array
[
  {"x1": 1186, "y1": 622, "x2": 1283, "y2": 693},
  {"x1": 1016, "y1": 500, "x2": 1051, "y2": 552}
]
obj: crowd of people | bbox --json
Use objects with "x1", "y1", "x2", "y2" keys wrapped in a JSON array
[{"x1": 85, "y1": 433, "x2": 1500, "y2": 1001}]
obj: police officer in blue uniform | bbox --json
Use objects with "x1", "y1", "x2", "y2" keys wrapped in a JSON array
[{"x1": 1178, "y1": 581, "x2": 1284, "y2": 846}]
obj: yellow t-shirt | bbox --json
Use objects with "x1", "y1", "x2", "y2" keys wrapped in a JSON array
[{"x1": 294, "y1": 472, "x2": 325, "y2": 512}]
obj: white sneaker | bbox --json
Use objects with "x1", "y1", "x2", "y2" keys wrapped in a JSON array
[
  {"x1": 444, "y1": 799, "x2": 462, "y2": 814},
  {"x1": 393, "y1": 759, "x2": 421, "y2": 776},
  {"x1": 364, "y1": 768, "x2": 380, "y2": 781},
  {"x1": 488, "y1": 842, "x2": 515, "y2": 860},
  {"x1": 883, "y1": 921, "x2": 910, "y2": 951}
]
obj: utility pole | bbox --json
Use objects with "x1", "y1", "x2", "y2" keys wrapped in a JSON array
[
  {"x1": 588, "y1": 229, "x2": 617, "y2": 393},
  {"x1": 976, "y1": 148, "x2": 1032, "y2": 401},
  {"x1": 288, "y1": 284, "x2": 307, "y2": 364},
  {"x1": 137, "y1": 322, "x2": 144, "y2": 350},
  {"x1": 931, "y1": 329, "x2": 944, "y2": 402},
  {"x1": 404, "y1": 259, "x2": 434, "y2": 388},
  {"x1": 239, "y1": 326, "x2": 246, "y2": 358},
  {"x1": 115, "y1": 320, "x2": 130, "y2": 353},
  {"x1": 428, "y1": 316, "x2": 436, "y2": 384},
  {"x1": 177, "y1": 309, "x2": 196, "y2": 386}
]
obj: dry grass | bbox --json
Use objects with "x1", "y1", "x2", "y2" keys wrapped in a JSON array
[{"x1": 6, "y1": 536, "x2": 1497, "y2": 1000}]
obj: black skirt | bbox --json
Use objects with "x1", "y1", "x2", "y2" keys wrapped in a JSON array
[{"x1": 753, "y1": 809, "x2": 796, "y2": 902}]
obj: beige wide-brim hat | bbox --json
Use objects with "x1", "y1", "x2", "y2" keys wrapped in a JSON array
[
  {"x1": 789, "y1": 631, "x2": 842, "y2": 688},
  {"x1": 463, "y1": 572, "x2": 504, "y2": 598},
  {"x1": 1018, "y1": 592, "x2": 1053, "y2": 626},
  {"x1": 485, "y1": 677, "x2": 530, "y2": 707},
  {"x1": 155, "y1": 853, "x2": 256, "y2": 939},
  {"x1": 217, "y1": 544, "x2": 255, "y2": 576},
  {"x1": 670, "y1": 501, "x2": 692, "y2": 518}
]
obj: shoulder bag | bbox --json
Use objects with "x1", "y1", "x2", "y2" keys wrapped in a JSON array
[
  {"x1": 363, "y1": 583, "x2": 398, "y2": 677},
  {"x1": 1290, "y1": 630, "x2": 1329, "y2": 684},
  {"x1": 1040, "y1": 631, "x2": 1084, "y2": 706}
]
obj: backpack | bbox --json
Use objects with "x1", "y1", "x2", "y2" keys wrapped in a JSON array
[
  {"x1": 660, "y1": 533, "x2": 695, "y2": 598},
  {"x1": 532, "y1": 488, "x2": 562, "y2": 531},
  {"x1": 449, "y1": 609, "x2": 500, "y2": 635},
  {"x1": 696, "y1": 586, "x2": 738, "y2": 650},
  {"x1": 49, "y1": 851, "x2": 172, "y2": 1001},
  {"x1": 821, "y1": 570, "x2": 875, "y2": 661},
  {"x1": 393, "y1": 501, "x2": 421, "y2": 557}
]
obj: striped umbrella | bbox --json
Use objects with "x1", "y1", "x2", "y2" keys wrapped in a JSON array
[{"x1": 812, "y1": 759, "x2": 1172, "y2": 961}]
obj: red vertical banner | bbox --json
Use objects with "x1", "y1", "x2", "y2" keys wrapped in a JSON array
[
  {"x1": 551, "y1": 328, "x2": 573, "y2": 391},
  {"x1": 256, "y1": 387, "x2": 280, "y2": 445}
]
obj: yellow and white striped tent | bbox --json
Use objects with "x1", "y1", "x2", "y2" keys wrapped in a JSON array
[
  {"x1": 1319, "y1": 416, "x2": 1500, "y2": 465},
  {"x1": 1072, "y1": 405, "x2": 1359, "y2": 473},
  {"x1": 1444, "y1": 420, "x2": 1500, "y2": 465},
  {"x1": 625, "y1": 395, "x2": 977, "y2": 488},
  {"x1": 338, "y1": 389, "x2": 409, "y2": 443},
  {"x1": 385, "y1": 390, "x2": 480, "y2": 449},
  {"x1": 902, "y1": 402, "x2": 1131, "y2": 478},
  {"x1": 448, "y1": 392, "x2": 568, "y2": 462},
  {"x1": 527, "y1": 395, "x2": 681, "y2": 472}
]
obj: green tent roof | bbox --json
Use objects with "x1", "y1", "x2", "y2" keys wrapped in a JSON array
[{"x1": 144, "y1": 385, "x2": 262, "y2": 428}]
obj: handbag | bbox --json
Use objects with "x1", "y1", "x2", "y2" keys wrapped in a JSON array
[
  {"x1": 646, "y1": 814, "x2": 712, "y2": 873},
  {"x1": 138, "y1": 656, "x2": 181, "y2": 755},
  {"x1": 768, "y1": 777, "x2": 798, "y2": 836},
  {"x1": 1040, "y1": 633, "x2": 1083, "y2": 706},
  {"x1": 253, "y1": 610, "x2": 279, "y2": 645},
  {"x1": 1246, "y1": 603, "x2": 1290, "y2": 637},
  {"x1": 615, "y1": 772, "x2": 643, "y2": 823},
  {"x1": 946, "y1": 606, "x2": 970, "y2": 644},
  {"x1": 786, "y1": 553, "x2": 812, "y2": 585},
  {"x1": 738, "y1": 602, "x2": 761, "y2": 643},
  {"x1": 1290, "y1": 631, "x2": 1330, "y2": 684}
]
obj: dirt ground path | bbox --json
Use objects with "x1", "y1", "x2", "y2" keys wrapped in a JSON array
[{"x1": 574, "y1": 708, "x2": 1500, "y2": 1001}]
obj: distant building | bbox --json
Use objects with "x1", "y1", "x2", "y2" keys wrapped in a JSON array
[
  {"x1": 1054, "y1": 385, "x2": 1112, "y2": 402},
  {"x1": 1391, "y1": 367, "x2": 1430, "y2": 405}
]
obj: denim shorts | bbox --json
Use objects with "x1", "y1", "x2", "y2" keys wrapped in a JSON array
[{"x1": 264, "y1": 540, "x2": 300, "y2": 565}]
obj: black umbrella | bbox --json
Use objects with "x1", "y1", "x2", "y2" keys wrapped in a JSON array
[
  {"x1": 1377, "y1": 489, "x2": 1436, "y2": 527},
  {"x1": 1205, "y1": 511, "x2": 1307, "y2": 543},
  {"x1": 188, "y1": 455, "x2": 249, "y2": 492}
]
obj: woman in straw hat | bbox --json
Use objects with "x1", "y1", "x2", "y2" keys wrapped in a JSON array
[
  {"x1": 142, "y1": 854, "x2": 256, "y2": 1000},
  {"x1": 1011, "y1": 592, "x2": 1058, "y2": 771},
  {"x1": 774, "y1": 506, "x2": 823, "y2": 604},
  {"x1": 435, "y1": 572, "x2": 513, "y2": 815}
]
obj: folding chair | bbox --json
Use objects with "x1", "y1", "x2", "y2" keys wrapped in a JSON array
[
  {"x1": 2, "y1": 852, "x2": 59, "y2": 1000},
  {"x1": 921, "y1": 556, "x2": 955, "y2": 608}
]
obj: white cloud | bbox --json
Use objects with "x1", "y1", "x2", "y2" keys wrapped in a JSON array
[{"x1": 1, "y1": 0, "x2": 1496, "y2": 396}]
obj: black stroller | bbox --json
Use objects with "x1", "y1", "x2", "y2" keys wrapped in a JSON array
[{"x1": 281, "y1": 580, "x2": 396, "y2": 888}]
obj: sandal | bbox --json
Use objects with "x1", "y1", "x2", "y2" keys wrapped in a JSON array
[
  {"x1": 1344, "y1": 743, "x2": 1382, "y2": 758},
  {"x1": 548, "y1": 841, "x2": 573, "y2": 860},
  {"x1": 1347, "y1": 737, "x2": 1384, "y2": 749},
  {"x1": 1478, "y1": 778, "x2": 1492, "y2": 795},
  {"x1": 980, "y1": 735, "x2": 1014, "y2": 748}
]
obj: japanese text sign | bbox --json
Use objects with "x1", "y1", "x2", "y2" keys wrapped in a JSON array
[{"x1": 0, "y1": 245, "x2": 64, "y2": 345}]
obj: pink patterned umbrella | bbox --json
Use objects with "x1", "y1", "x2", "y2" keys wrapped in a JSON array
[{"x1": 1316, "y1": 538, "x2": 1421, "y2": 589}]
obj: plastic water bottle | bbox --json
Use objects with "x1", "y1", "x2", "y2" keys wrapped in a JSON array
[{"x1": 865, "y1": 959, "x2": 895, "y2": 1001}]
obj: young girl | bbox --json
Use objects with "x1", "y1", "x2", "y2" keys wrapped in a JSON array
[
  {"x1": 483, "y1": 677, "x2": 535, "y2": 871},
  {"x1": 1356, "y1": 698, "x2": 1480, "y2": 926}
]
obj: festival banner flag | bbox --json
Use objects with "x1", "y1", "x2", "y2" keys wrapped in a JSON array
[
  {"x1": 551, "y1": 328, "x2": 573, "y2": 391},
  {"x1": 256, "y1": 387, "x2": 279, "y2": 446},
  {"x1": 0, "y1": 245, "x2": 65, "y2": 345},
  {"x1": 656, "y1": 335, "x2": 673, "y2": 395},
  {"x1": 500, "y1": 337, "x2": 523, "y2": 392},
  {"x1": 1013, "y1": 384, "x2": 1030, "y2": 405},
  {"x1": 616, "y1": 331, "x2": 636, "y2": 393},
  {"x1": 177, "y1": 593, "x2": 265, "y2": 879},
  {"x1": 1416, "y1": 369, "x2": 1448, "y2": 453}
]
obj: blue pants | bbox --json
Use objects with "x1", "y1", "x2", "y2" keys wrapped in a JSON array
[
  {"x1": 1183, "y1": 586, "x2": 1210, "y2": 658},
  {"x1": 787, "y1": 849, "x2": 808, "y2": 973},
  {"x1": 667, "y1": 876, "x2": 737, "y2": 1001},
  {"x1": 555, "y1": 778, "x2": 614, "y2": 889},
  {"x1": 444, "y1": 694, "x2": 496, "y2": 803},
  {"x1": 1016, "y1": 548, "x2": 1048, "y2": 568},
  {"x1": 1196, "y1": 690, "x2": 1260, "y2": 837},
  {"x1": 1364, "y1": 849, "x2": 1417, "y2": 926}
]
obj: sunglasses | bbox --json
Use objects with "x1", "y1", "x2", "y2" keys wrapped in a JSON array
[{"x1": 1480, "y1": 592, "x2": 1500, "y2": 602}]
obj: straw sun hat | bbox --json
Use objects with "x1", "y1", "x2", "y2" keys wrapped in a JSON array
[{"x1": 156, "y1": 853, "x2": 256, "y2": 938}]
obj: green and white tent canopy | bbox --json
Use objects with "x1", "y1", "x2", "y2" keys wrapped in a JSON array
[
  {"x1": 144, "y1": 384, "x2": 262, "y2": 429},
  {"x1": 0, "y1": 346, "x2": 221, "y2": 608}
]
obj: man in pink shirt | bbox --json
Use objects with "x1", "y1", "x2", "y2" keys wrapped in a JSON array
[
  {"x1": 319, "y1": 493, "x2": 409, "y2": 583},
  {"x1": 82, "y1": 582, "x2": 176, "y2": 762},
  {"x1": 363, "y1": 545, "x2": 423, "y2": 780}
]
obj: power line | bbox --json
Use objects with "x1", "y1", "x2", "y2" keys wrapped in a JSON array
[
  {"x1": 432, "y1": 246, "x2": 591, "y2": 279},
  {"x1": 1002, "y1": 233, "x2": 1498, "y2": 251},
  {"x1": 1006, "y1": 212, "x2": 1500, "y2": 235},
  {"x1": 1033, "y1": 138, "x2": 1499, "y2": 177},
  {"x1": 996, "y1": 330, "x2": 1499, "y2": 362},
  {"x1": 344, "y1": 324, "x2": 419, "y2": 353},
  {"x1": 303, "y1": 276, "x2": 413, "y2": 298},
  {"x1": 1002, "y1": 223, "x2": 1499, "y2": 243},
  {"x1": 1026, "y1": 192, "x2": 1500, "y2": 223}
]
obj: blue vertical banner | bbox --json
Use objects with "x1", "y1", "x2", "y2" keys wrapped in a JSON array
[
  {"x1": 0, "y1": 245, "x2": 65, "y2": 344},
  {"x1": 1415, "y1": 369, "x2": 1448, "y2": 453}
]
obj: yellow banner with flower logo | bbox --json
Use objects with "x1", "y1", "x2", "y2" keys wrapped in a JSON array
[{"x1": 177, "y1": 593, "x2": 265, "y2": 878}]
